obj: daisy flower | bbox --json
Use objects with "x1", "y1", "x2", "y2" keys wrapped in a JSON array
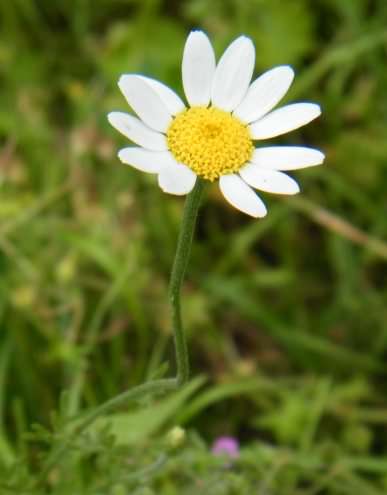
[{"x1": 108, "y1": 31, "x2": 324, "y2": 218}]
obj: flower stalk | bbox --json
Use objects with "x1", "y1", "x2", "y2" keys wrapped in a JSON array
[
  {"x1": 35, "y1": 378, "x2": 177, "y2": 487},
  {"x1": 36, "y1": 182, "x2": 204, "y2": 487},
  {"x1": 169, "y1": 178, "x2": 205, "y2": 385}
]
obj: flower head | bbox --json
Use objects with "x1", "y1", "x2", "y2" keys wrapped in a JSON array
[
  {"x1": 108, "y1": 31, "x2": 324, "y2": 217},
  {"x1": 167, "y1": 426, "x2": 186, "y2": 448},
  {"x1": 212, "y1": 436, "x2": 240, "y2": 458}
]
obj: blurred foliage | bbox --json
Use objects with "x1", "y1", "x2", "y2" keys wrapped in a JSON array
[{"x1": 1, "y1": 0, "x2": 387, "y2": 493}]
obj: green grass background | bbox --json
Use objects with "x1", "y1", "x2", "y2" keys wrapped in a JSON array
[{"x1": 1, "y1": 0, "x2": 387, "y2": 493}]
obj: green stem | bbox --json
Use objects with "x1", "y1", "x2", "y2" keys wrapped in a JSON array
[
  {"x1": 169, "y1": 179, "x2": 205, "y2": 385},
  {"x1": 34, "y1": 378, "x2": 177, "y2": 487},
  {"x1": 35, "y1": 179, "x2": 205, "y2": 487}
]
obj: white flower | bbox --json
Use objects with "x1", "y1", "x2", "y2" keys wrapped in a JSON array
[{"x1": 108, "y1": 31, "x2": 324, "y2": 218}]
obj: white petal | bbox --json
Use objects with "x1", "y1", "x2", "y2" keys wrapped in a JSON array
[
  {"x1": 139, "y1": 76, "x2": 186, "y2": 116},
  {"x1": 240, "y1": 164, "x2": 300, "y2": 195},
  {"x1": 107, "y1": 112, "x2": 167, "y2": 151},
  {"x1": 219, "y1": 174, "x2": 267, "y2": 218},
  {"x1": 249, "y1": 103, "x2": 321, "y2": 139},
  {"x1": 211, "y1": 36, "x2": 255, "y2": 112},
  {"x1": 233, "y1": 66, "x2": 294, "y2": 124},
  {"x1": 158, "y1": 163, "x2": 197, "y2": 196},
  {"x1": 251, "y1": 146, "x2": 325, "y2": 170},
  {"x1": 118, "y1": 75, "x2": 172, "y2": 132},
  {"x1": 118, "y1": 148, "x2": 177, "y2": 174},
  {"x1": 182, "y1": 31, "x2": 216, "y2": 107}
]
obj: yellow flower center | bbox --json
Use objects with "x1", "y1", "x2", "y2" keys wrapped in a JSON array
[{"x1": 166, "y1": 107, "x2": 253, "y2": 181}]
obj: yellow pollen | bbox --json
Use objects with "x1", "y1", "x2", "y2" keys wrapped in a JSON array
[{"x1": 166, "y1": 106, "x2": 254, "y2": 181}]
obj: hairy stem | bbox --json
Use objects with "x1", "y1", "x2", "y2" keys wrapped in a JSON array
[
  {"x1": 35, "y1": 378, "x2": 177, "y2": 487},
  {"x1": 36, "y1": 179, "x2": 205, "y2": 487}
]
